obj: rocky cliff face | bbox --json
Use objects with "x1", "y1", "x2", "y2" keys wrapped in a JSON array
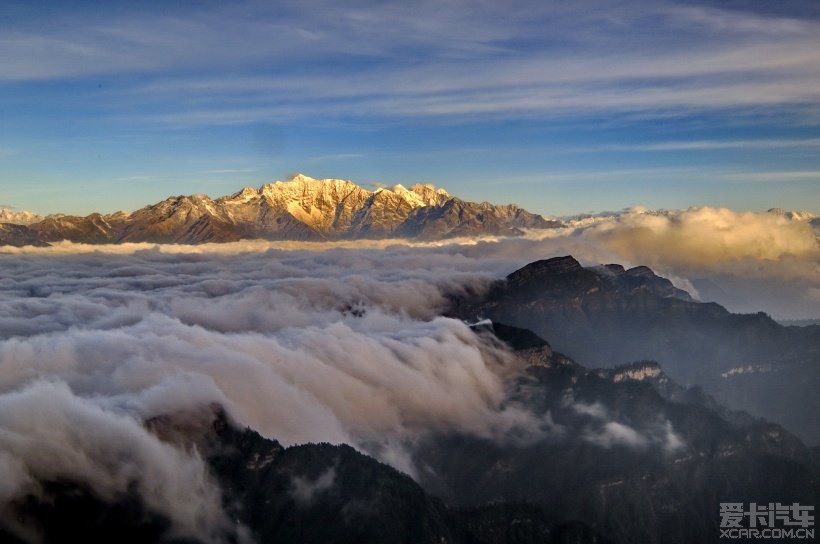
[
  {"x1": 450, "y1": 255, "x2": 820, "y2": 445},
  {"x1": 415, "y1": 322, "x2": 818, "y2": 544},
  {"x1": 0, "y1": 174, "x2": 561, "y2": 246},
  {"x1": 0, "y1": 223, "x2": 48, "y2": 247},
  {"x1": 31, "y1": 213, "x2": 122, "y2": 244},
  {"x1": 5, "y1": 325, "x2": 815, "y2": 544}
]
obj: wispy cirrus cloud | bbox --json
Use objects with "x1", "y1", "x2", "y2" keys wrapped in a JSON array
[
  {"x1": 306, "y1": 153, "x2": 366, "y2": 162},
  {"x1": 2, "y1": 0, "x2": 819, "y2": 216},
  {"x1": 718, "y1": 170, "x2": 820, "y2": 183},
  {"x1": 569, "y1": 138, "x2": 820, "y2": 152},
  {"x1": 3, "y1": 1, "x2": 820, "y2": 125},
  {"x1": 204, "y1": 168, "x2": 257, "y2": 174},
  {"x1": 121, "y1": 44, "x2": 820, "y2": 126}
]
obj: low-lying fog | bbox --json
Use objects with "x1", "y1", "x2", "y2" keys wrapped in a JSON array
[{"x1": 0, "y1": 205, "x2": 816, "y2": 539}]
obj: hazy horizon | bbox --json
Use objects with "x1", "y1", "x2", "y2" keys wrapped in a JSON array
[{"x1": 2, "y1": 172, "x2": 818, "y2": 219}]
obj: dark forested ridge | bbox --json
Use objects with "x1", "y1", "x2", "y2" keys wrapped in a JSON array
[
  {"x1": 3, "y1": 320, "x2": 817, "y2": 544},
  {"x1": 450, "y1": 255, "x2": 820, "y2": 445}
]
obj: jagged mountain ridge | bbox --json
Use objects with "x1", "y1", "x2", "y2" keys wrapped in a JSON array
[
  {"x1": 0, "y1": 174, "x2": 561, "y2": 246},
  {"x1": 0, "y1": 223, "x2": 48, "y2": 247},
  {"x1": 450, "y1": 255, "x2": 820, "y2": 445},
  {"x1": 415, "y1": 321, "x2": 818, "y2": 544},
  {"x1": 0, "y1": 208, "x2": 42, "y2": 226},
  {"x1": 4, "y1": 323, "x2": 816, "y2": 544},
  {"x1": 0, "y1": 403, "x2": 613, "y2": 544}
]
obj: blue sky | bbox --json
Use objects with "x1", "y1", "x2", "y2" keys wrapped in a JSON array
[{"x1": 1, "y1": 0, "x2": 819, "y2": 216}]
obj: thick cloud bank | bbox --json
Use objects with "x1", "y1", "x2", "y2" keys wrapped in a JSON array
[
  {"x1": 560, "y1": 207, "x2": 819, "y2": 318},
  {"x1": 7, "y1": 205, "x2": 815, "y2": 318},
  {"x1": 0, "y1": 381, "x2": 229, "y2": 542},
  {"x1": 0, "y1": 206, "x2": 815, "y2": 539},
  {"x1": 0, "y1": 245, "x2": 534, "y2": 540},
  {"x1": 574, "y1": 206, "x2": 818, "y2": 277}
]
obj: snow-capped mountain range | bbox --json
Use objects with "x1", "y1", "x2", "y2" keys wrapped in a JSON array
[
  {"x1": 0, "y1": 208, "x2": 42, "y2": 226},
  {"x1": 4, "y1": 176, "x2": 816, "y2": 247},
  {"x1": 0, "y1": 174, "x2": 560, "y2": 246}
]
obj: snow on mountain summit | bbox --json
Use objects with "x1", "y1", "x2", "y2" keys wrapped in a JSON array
[
  {"x1": 0, "y1": 174, "x2": 560, "y2": 245},
  {"x1": 767, "y1": 208, "x2": 818, "y2": 222},
  {"x1": 0, "y1": 208, "x2": 43, "y2": 225}
]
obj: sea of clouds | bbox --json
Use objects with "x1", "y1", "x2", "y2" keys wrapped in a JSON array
[
  {"x1": 0, "y1": 243, "x2": 528, "y2": 541},
  {"x1": 0, "y1": 206, "x2": 816, "y2": 541}
]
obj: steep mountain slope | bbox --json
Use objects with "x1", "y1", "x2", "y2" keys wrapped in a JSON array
[
  {"x1": 31, "y1": 213, "x2": 122, "y2": 244},
  {"x1": 1, "y1": 405, "x2": 611, "y2": 544},
  {"x1": 396, "y1": 199, "x2": 550, "y2": 240},
  {"x1": 0, "y1": 223, "x2": 47, "y2": 247},
  {"x1": 4, "y1": 324, "x2": 814, "y2": 544},
  {"x1": 2, "y1": 175, "x2": 561, "y2": 245},
  {"x1": 450, "y1": 256, "x2": 820, "y2": 444},
  {"x1": 414, "y1": 322, "x2": 818, "y2": 544},
  {"x1": 202, "y1": 412, "x2": 614, "y2": 544}
]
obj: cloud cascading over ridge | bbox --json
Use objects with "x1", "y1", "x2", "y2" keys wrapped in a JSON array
[
  {"x1": 0, "y1": 381, "x2": 231, "y2": 543},
  {"x1": 0, "y1": 208, "x2": 816, "y2": 537},
  {"x1": 0, "y1": 244, "x2": 541, "y2": 540}
]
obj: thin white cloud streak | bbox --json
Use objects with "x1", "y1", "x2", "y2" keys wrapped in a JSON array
[
  {"x1": 570, "y1": 398, "x2": 683, "y2": 452},
  {"x1": 0, "y1": 0, "x2": 532, "y2": 81},
  {"x1": 569, "y1": 138, "x2": 820, "y2": 152},
  {"x1": 290, "y1": 467, "x2": 336, "y2": 505},
  {"x1": 204, "y1": 168, "x2": 257, "y2": 174},
  {"x1": 457, "y1": 167, "x2": 820, "y2": 190},
  {"x1": 0, "y1": 237, "x2": 512, "y2": 256},
  {"x1": 583, "y1": 421, "x2": 649, "y2": 449},
  {"x1": 719, "y1": 171, "x2": 820, "y2": 183},
  {"x1": 132, "y1": 40, "x2": 820, "y2": 99},
  {"x1": 352, "y1": 78, "x2": 820, "y2": 119},
  {"x1": 122, "y1": 73, "x2": 820, "y2": 126},
  {"x1": 662, "y1": 4, "x2": 812, "y2": 36},
  {"x1": 4, "y1": 1, "x2": 820, "y2": 124},
  {"x1": 306, "y1": 153, "x2": 367, "y2": 162}
]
